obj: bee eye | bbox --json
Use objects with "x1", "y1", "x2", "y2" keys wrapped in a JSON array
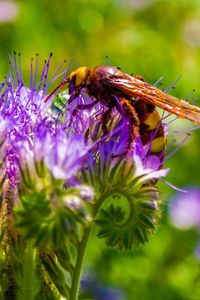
[{"x1": 69, "y1": 66, "x2": 90, "y2": 87}]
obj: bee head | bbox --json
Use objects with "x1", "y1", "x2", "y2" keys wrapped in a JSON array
[{"x1": 68, "y1": 66, "x2": 91, "y2": 92}]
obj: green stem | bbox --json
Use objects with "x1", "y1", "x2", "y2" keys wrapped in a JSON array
[
  {"x1": 21, "y1": 242, "x2": 36, "y2": 300},
  {"x1": 69, "y1": 193, "x2": 110, "y2": 300},
  {"x1": 69, "y1": 226, "x2": 92, "y2": 300}
]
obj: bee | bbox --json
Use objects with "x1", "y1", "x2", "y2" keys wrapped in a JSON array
[{"x1": 44, "y1": 66, "x2": 200, "y2": 154}]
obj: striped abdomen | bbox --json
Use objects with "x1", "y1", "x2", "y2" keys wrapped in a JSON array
[{"x1": 135, "y1": 101, "x2": 166, "y2": 155}]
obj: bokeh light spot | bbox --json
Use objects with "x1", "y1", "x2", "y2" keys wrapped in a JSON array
[{"x1": 0, "y1": 1, "x2": 19, "y2": 22}]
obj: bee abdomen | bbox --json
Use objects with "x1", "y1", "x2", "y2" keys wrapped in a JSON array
[{"x1": 139, "y1": 109, "x2": 166, "y2": 154}]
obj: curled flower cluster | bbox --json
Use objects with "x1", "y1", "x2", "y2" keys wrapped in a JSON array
[{"x1": 0, "y1": 55, "x2": 170, "y2": 299}]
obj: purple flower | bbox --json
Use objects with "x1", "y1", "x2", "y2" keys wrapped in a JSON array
[
  {"x1": 2, "y1": 56, "x2": 198, "y2": 300},
  {"x1": 169, "y1": 188, "x2": 200, "y2": 230},
  {"x1": 44, "y1": 131, "x2": 90, "y2": 180},
  {"x1": 0, "y1": 59, "x2": 52, "y2": 185},
  {"x1": 77, "y1": 184, "x2": 94, "y2": 201},
  {"x1": 131, "y1": 137, "x2": 170, "y2": 183},
  {"x1": 0, "y1": 55, "x2": 179, "y2": 251},
  {"x1": 1, "y1": 55, "x2": 197, "y2": 300},
  {"x1": 85, "y1": 122, "x2": 169, "y2": 191},
  {"x1": 0, "y1": 55, "x2": 93, "y2": 185}
]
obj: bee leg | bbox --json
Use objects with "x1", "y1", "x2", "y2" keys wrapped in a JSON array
[
  {"x1": 72, "y1": 99, "x2": 99, "y2": 116},
  {"x1": 119, "y1": 97, "x2": 140, "y2": 146},
  {"x1": 101, "y1": 106, "x2": 113, "y2": 134}
]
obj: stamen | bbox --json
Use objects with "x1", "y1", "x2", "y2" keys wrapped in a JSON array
[
  {"x1": 164, "y1": 133, "x2": 190, "y2": 162},
  {"x1": 105, "y1": 55, "x2": 109, "y2": 66},
  {"x1": 13, "y1": 51, "x2": 21, "y2": 83},
  {"x1": 8, "y1": 53, "x2": 17, "y2": 84},
  {"x1": 191, "y1": 96, "x2": 199, "y2": 104},
  {"x1": 160, "y1": 178, "x2": 188, "y2": 193},
  {"x1": 37, "y1": 59, "x2": 47, "y2": 91},
  {"x1": 47, "y1": 69, "x2": 69, "y2": 87},
  {"x1": 164, "y1": 138, "x2": 177, "y2": 154},
  {"x1": 165, "y1": 115, "x2": 178, "y2": 125},
  {"x1": 168, "y1": 126, "x2": 200, "y2": 134},
  {"x1": 33, "y1": 53, "x2": 39, "y2": 90},
  {"x1": 153, "y1": 76, "x2": 163, "y2": 88},
  {"x1": 164, "y1": 74, "x2": 182, "y2": 93},
  {"x1": 155, "y1": 108, "x2": 178, "y2": 125},
  {"x1": 42, "y1": 53, "x2": 53, "y2": 94},
  {"x1": 3, "y1": 76, "x2": 15, "y2": 105},
  {"x1": 30, "y1": 58, "x2": 34, "y2": 90},
  {"x1": 18, "y1": 53, "x2": 23, "y2": 83},
  {"x1": 46, "y1": 59, "x2": 68, "y2": 88},
  {"x1": 185, "y1": 90, "x2": 195, "y2": 102},
  {"x1": 0, "y1": 82, "x2": 5, "y2": 93}
]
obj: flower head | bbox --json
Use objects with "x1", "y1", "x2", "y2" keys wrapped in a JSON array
[
  {"x1": 0, "y1": 55, "x2": 172, "y2": 251},
  {"x1": 0, "y1": 55, "x2": 52, "y2": 185},
  {"x1": 0, "y1": 54, "x2": 92, "y2": 186},
  {"x1": 0, "y1": 55, "x2": 194, "y2": 300},
  {"x1": 44, "y1": 130, "x2": 90, "y2": 180}
]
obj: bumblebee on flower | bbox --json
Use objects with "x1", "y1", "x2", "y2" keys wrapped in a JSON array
[{"x1": 0, "y1": 54, "x2": 198, "y2": 300}]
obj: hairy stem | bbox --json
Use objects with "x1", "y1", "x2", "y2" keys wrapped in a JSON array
[
  {"x1": 69, "y1": 226, "x2": 92, "y2": 300},
  {"x1": 21, "y1": 242, "x2": 36, "y2": 300},
  {"x1": 69, "y1": 193, "x2": 111, "y2": 300}
]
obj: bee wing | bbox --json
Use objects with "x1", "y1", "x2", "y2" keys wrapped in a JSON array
[{"x1": 105, "y1": 74, "x2": 200, "y2": 125}]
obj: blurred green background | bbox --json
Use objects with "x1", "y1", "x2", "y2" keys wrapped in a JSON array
[{"x1": 1, "y1": 0, "x2": 200, "y2": 299}]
